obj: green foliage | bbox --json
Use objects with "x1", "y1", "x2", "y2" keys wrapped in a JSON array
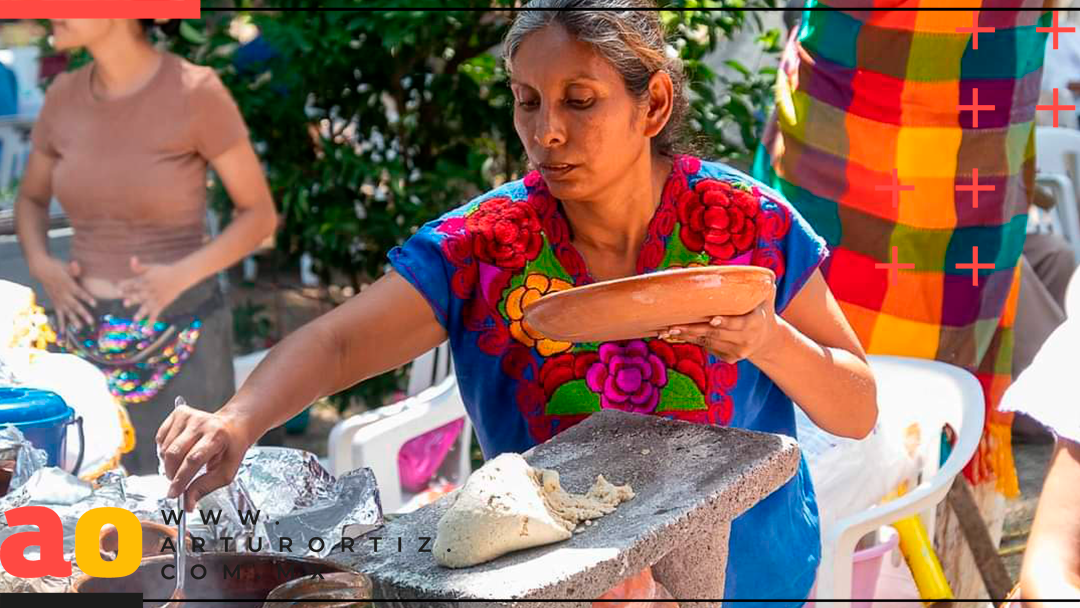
[
  {"x1": 663, "y1": 2, "x2": 783, "y2": 163},
  {"x1": 232, "y1": 299, "x2": 274, "y2": 354},
  {"x1": 39, "y1": 5, "x2": 780, "y2": 410}
]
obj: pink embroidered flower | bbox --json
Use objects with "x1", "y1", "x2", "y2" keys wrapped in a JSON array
[{"x1": 585, "y1": 341, "x2": 668, "y2": 414}]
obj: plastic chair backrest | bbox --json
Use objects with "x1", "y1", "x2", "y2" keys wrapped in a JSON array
[
  {"x1": 1036, "y1": 126, "x2": 1080, "y2": 176},
  {"x1": 814, "y1": 355, "x2": 984, "y2": 606},
  {"x1": 406, "y1": 341, "x2": 454, "y2": 397},
  {"x1": 1037, "y1": 88, "x2": 1080, "y2": 129}
]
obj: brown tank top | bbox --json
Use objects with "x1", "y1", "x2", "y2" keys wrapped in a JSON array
[{"x1": 30, "y1": 53, "x2": 249, "y2": 282}]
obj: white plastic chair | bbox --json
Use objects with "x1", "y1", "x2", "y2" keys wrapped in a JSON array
[
  {"x1": 1036, "y1": 88, "x2": 1080, "y2": 129},
  {"x1": 1031, "y1": 173, "x2": 1080, "y2": 264},
  {"x1": 326, "y1": 341, "x2": 470, "y2": 512},
  {"x1": 327, "y1": 374, "x2": 471, "y2": 513},
  {"x1": 405, "y1": 339, "x2": 454, "y2": 398},
  {"x1": 814, "y1": 355, "x2": 985, "y2": 607},
  {"x1": 1034, "y1": 126, "x2": 1080, "y2": 260}
]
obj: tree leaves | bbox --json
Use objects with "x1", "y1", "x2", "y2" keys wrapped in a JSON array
[{"x1": 144, "y1": 6, "x2": 781, "y2": 408}]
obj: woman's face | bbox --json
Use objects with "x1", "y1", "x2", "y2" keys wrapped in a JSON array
[
  {"x1": 49, "y1": 19, "x2": 124, "y2": 51},
  {"x1": 510, "y1": 24, "x2": 665, "y2": 202}
]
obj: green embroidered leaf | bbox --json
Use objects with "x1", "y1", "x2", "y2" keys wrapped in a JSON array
[
  {"x1": 656, "y1": 370, "x2": 707, "y2": 412},
  {"x1": 660, "y1": 224, "x2": 709, "y2": 268},
  {"x1": 499, "y1": 236, "x2": 574, "y2": 319},
  {"x1": 547, "y1": 380, "x2": 602, "y2": 415},
  {"x1": 527, "y1": 238, "x2": 575, "y2": 284}
]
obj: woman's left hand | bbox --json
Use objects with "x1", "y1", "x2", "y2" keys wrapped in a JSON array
[
  {"x1": 118, "y1": 256, "x2": 189, "y2": 325},
  {"x1": 660, "y1": 286, "x2": 785, "y2": 365}
]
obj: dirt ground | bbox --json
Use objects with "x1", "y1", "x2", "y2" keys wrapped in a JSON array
[
  {"x1": 1001, "y1": 440, "x2": 1055, "y2": 582},
  {"x1": 230, "y1": 259, "x2": 1054, "y2": 591}
]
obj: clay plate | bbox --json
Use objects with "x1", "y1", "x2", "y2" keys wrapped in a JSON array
[{"x1": 522, "y1": 266, "x2": 775, "y2": 343}]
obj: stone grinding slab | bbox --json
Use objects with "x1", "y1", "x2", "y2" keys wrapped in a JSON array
[{"x1": 334, "y1": 409, "x2": 801, "y2": 608}]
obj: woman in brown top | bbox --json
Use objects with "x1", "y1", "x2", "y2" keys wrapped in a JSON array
[{"x1": 14, "y1": 19, "x2": 278, "y2": 474}]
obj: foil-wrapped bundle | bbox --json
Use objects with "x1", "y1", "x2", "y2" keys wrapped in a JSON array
[
  {"x1": 234, "y1": 447, "x2": 383, "y2": 558},
  {"x1": 0, "y1": 424, "x2": 48, "y2": 490},
  {"x1": 0, "y1": 444, "x2": 384, "y2": 592}
]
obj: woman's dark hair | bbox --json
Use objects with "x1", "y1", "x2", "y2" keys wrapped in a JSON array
[
  {"x1": 503, "y1": 0, "x2": 691, "y2": 156},
  {"x1": 139, "y1": 19, "x2": 182, "y2": 39}
]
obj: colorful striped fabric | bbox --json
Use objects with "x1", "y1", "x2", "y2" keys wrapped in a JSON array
[{"x1": 753, "y1": 0, "x2": 1055, "y2": 497}]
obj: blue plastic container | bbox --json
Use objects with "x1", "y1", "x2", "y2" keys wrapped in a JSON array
[{"x1": 0, "y1": 387, "x2": 84, "y2": 474}]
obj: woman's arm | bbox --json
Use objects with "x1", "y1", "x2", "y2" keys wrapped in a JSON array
[
  {"x1": 119, "y1": 140, "x2": 278, "y2": 322},
  {"x1": 757, "y1": 270, "x2": 876, "y2": 438},
  {"x1": 157, "y1": 270, "x2": 448, "y2": 510},
  {"x1": 15, "y1": 149, "x2": 97, "y2": 329},
  {"x1": 174, "y1": 140, "x2": 278, "y2": 286},
  {"x1": 666, "y1": 269, "x2": 877, "y2": 439},
  {"x1": 1020, "y1": 438, "x2": 1080, "y2": 606}
]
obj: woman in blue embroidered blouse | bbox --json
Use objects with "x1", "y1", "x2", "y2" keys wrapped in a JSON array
[{"x1": 157, "y1": 1, "x2": 877, "y2": 604}]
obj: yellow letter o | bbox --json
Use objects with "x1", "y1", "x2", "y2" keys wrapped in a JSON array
[{"x1": 76, "y1": 507, "x2": 142, "y2": 578}]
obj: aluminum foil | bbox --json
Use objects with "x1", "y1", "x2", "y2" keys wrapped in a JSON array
[
  {"x1": 235, "y1": 447, "x2": 383, "y2": 558},
  {"x1": 0, "y1": 446, "x2": 384, "y2": 591},
  {"x1": 237, "y1": 447, "x2": 338, "y2": 513},
  {"x1": 265, "y1": 468, "x2": 383, "y2": 559},
  {"x1": 0, "y1": 424, "x2": 48, "y2": 490}
]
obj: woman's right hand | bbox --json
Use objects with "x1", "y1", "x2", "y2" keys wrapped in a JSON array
[
  {"x1": 30, "y1": 257, "x2": 96, "y2": 332},
  {"x1": 156, "y1": 404, "x2": 254, "y2": 512}
]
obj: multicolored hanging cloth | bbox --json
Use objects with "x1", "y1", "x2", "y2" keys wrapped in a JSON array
[{"x1": 753, "y1": 0, "x2": 1055, "y2": 497}]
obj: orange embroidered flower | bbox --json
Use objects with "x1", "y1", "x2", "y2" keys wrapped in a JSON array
[{"x1": 506, "y1": 274, "x2": 573, "y2": 356}]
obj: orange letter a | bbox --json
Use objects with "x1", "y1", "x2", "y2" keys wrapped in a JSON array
[{"x1": 0, "y1": 506, "x2": 72, "y2": 577}]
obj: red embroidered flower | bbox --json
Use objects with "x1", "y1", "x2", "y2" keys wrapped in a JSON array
[
  {"x1": 655, "y1": 205, "x2": 677, "y2": 237},
  {"x1": 639, "y1": 239, "x2": 665, "y2": 271},
  {"x1": 539, "y1": 352, "x2": 597, "y2": 398},
  {"x1": 677, "y1": 179, "x2": 761, "y2": 261},
  {"x1": 465, "y1": 197, "x2": 543, "y2": 270},
  {"x1": 649, "y1": 340, "x2": 707, "y2": 392},
  {"x1": 755, "y1": 193, "x2": 793, "y2": 241}
]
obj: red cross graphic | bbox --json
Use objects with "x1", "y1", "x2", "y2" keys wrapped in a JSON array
[
  {"x1": 956, "y1": 12, "x2": 995, "y2": 50},
  {"x1": 874, "y1": 168, "x2": 914, "y2": 209},
  {"x1": 955, "y1": 168, "x2": 995, "y2": 209},
  {"x1": 958, "y1": 88, "x2": 995, "y2": 129},
  {"x1": 956, "y1": 246, "x2": 995, "y2": 287},
  {"x1": 1038, "y1": 11, "x2": 1076, "y2": 50},
  {"x1": 875, "y1": 246, "x2": 915, "y2": 285},
  {"x1": 1038, "y1": 88, "x2": 1077, "y2": 128}
]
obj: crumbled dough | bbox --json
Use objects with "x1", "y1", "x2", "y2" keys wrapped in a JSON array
[{"x1": 433, "y1": 453, "x2": 634, "y2": 568}]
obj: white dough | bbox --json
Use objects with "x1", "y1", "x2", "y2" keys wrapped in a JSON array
[{"x1": 433, "y1": 453, "x2": 634, "y2": 568}]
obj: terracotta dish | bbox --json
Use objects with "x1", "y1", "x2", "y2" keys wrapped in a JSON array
[
  {"x1": 522, "y1": 266, "x2": 775, "y2": 343},
  {"x1": 263, "y1": 571, "x2": 373, "y2": 608}
]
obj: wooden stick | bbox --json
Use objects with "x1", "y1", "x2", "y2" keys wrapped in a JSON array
[{"x1": 946, "y1": 476, "x2": 1014, "y2": 606}]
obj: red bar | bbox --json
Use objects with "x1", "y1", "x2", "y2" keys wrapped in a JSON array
[{"x1": 0, "y1": 1, "x2": 200, "y2": 19}]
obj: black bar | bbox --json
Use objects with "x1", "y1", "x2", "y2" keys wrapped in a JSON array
[{"x1": 0, "y1": 593, "x2": 142, "y2": 607}]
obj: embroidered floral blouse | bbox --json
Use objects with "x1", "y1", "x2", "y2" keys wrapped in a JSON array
[{"x1": 389, "y1": 155, "x2": 826, "y2": 604}]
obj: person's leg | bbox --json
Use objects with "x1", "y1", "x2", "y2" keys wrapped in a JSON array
[
  {"x1": 1012, "y1": 255, "x2": 1067, "y2": 378},
  {"x1": 1011, "y1": 255, "x2": 1067, "y2": 443},
  {"x1": 1024, "y1": 233, "x2": 1078, "y2": 311}
]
